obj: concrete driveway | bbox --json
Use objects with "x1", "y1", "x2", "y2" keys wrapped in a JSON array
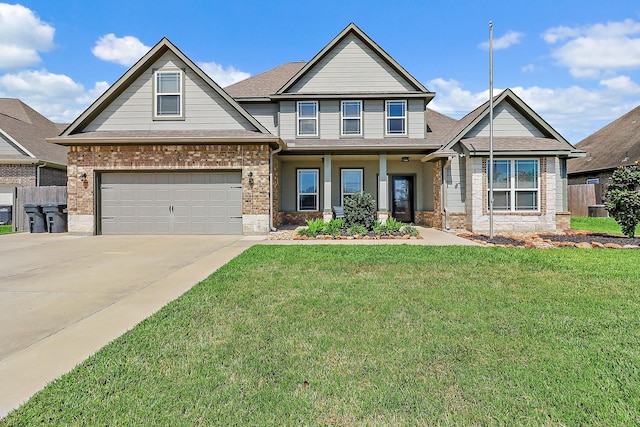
[{"x1": 0, "y1": 233, "x2": 258, "y2": 417}]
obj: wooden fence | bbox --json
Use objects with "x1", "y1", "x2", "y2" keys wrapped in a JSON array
[
  {"x1": 567, "y1": 184, "x2": 596, "y2": 217},
  {"x1": 14, "y1": 186, "x2": 67, "y2": 232}
]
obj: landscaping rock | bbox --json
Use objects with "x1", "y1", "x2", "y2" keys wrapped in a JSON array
[
  {"x1": 576, "y1": 242, "x2": 592, "y2": 249},
  {"x1": 604, "y1": 243, "x2": 622, "y2": 249}
]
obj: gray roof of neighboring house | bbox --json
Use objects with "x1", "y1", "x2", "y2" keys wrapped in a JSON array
[
  {"x1": 225, "y1": 62, "x2": 307, "y2": 99},
  {"x1": 0, "y1": 98, "x2": 67, "y2": 165},
  {"x1": 568, "y1": 104, "x2": 640, "y2": 175}
]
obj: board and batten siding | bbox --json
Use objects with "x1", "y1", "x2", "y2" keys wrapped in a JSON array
[
  {"x1": 86, "y1": 52, "x2": 256, "y2": 132},
  {"x1": 444, "y1": 155, "x2": 466, "y2": 212},
  {"x1": 288, "y1": 33, "x2": 416, "y2": 94},
  {"x1": 467, "y1": 103, "x2": 544, "y2": 138}
]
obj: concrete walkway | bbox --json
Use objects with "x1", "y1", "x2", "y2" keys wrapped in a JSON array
[{"x1": 0, "y1": 227, "x2": 475, "y2": 417}]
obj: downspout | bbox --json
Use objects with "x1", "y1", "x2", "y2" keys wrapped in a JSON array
[
  {"x1": 36, "y1": 162, "x2": 47, "y2": 186},
  {"x1": 443, "y1": 157, "x2": 453, "y2": 230},
  {"x1": 269, "y1": 140, "x2": 284, "y2": 231}
]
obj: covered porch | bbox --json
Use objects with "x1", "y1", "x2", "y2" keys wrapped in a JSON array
[{"x1": 274, "y1": 153, "x2": 447, "y2": 228}]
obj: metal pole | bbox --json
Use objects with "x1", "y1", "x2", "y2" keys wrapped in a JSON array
[{"x1": 489, "y1": 21, "x2": 494, "y2": 239}]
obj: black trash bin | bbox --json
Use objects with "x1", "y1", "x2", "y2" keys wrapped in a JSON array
[
  {"x1": 0, "y1": 205, "x2": 11, "y2": 225},
  {"x1": 24, "y1": 204, "x2": 47, "y2": 233},
  {"x1": 42, "y1": 203, "x2": 68, "y2": 233}
]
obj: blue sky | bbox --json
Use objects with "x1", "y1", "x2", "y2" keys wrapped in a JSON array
[{"x1": 1, "y1": 1, "x2": 640, "y2": 143}]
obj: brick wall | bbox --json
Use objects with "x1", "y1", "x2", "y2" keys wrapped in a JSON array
[
  {"x1": 67, "y1": 144, "x2": 272, "y2": 218},
  {"x1": 0, "y1": 164, "x2": 36, "y2": 186}
]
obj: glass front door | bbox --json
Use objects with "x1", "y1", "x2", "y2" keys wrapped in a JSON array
[{"x1": 391, "y1": 176, "x2": 414, "y2": 223}]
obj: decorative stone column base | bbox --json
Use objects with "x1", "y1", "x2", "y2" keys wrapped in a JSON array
[
  {"x1": 243, "y1": 214, "x2": 270, "y2": 235},
  {"x1": 556, "y1": 211, "x2": 571, "y2": 231},
  {"x1": 377, "y1": 211, "x2": 389, "y2": 224},
  {"x1": 68, "y1": 214, "x2": 94, "y2": 234}
]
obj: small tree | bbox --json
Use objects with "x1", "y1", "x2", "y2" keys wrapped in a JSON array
[
  {"x1": 343, "y1": 191, "x2": 377, "y2": 230},
  {"x1": 605, "y1": 163, "x2": 640, "y2": 237}
]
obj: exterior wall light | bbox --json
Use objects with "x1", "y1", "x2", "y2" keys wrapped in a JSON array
[{"x1": 248, "y1": 171, "x2": 254, "y2": 187}]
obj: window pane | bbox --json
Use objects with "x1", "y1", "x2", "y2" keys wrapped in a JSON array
[
  {"x1": 157, "y1": 72, "x2": 180, "y2": 93},
  {"x1": 299, "y1": 194, "x2": 317, "y2": 211},
  {"x1": 387, "y1": 102, "x2": 405, "y2": 117},
  {"x1": 516, "y1": 191, "x2": 537, "y2": 210},
  {"x1": 491, "y1": 191, "x2": 510, "y2": 210},
  {"x1": 515, "y1": 160, "x2": 538, "y2": 189},
  {"x1": 298, "y1": 102, "x2": 316, "y2": 117},
  {"x1": 298, "y1": 119, "x2": 316, "y2": 135},
  {"x1": 157, "y1": 95, "x2": 180, "y2": 115},
  {"x1": 342, "y1": 170, "x2": 362, "y2": 194},
  {"x1": 387, "y1": 118, "x2": 405, "y2": 134},
  {"x1": 343, "y1": 118, "x2": 361, "y2": 134},
  {"x1": 490, "y1": 160, "x2": 510, "y2": 189},
  {"x1": 342, "y1": 101, "x2": 360, "y2": 117},
  {"x1": 298, "y1": 170, "x2": 317, "y2": 193}
]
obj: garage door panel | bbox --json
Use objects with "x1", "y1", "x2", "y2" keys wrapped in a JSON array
[{"x1": 101, "y1": 172, "x2": 243, "y2": 235}]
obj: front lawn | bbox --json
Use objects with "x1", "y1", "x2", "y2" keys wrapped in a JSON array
[
  {"x1": 2, "y1": 246, "x2": 640, "y2": 425},
  {"x1": 570, "y1": 216, "x2": 628, "y2": 235},
  {"x1": 0, "y1": 225, "x2": 13, "y2": 235}
]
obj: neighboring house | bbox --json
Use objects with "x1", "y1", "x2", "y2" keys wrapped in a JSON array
[
  {"x1": 568, "y1": 104, "x2": 640, "y2": 196},
  {"x1": 50, "y1": 23, "x2": 583, "y2": 235},
  {"x1": 0, "y1": 98, "x2": 68, "y2": 209}
]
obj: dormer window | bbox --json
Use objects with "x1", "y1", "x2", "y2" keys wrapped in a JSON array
[
  {"x1": 154, "y1": 70, "x2": 183, "y2": 118},
  {"x1": 386, "y1": 100, "x2": 406, "y2": 135},
  {"x1": 297, "y1": 101, "x2": 318, "y2": 136}
]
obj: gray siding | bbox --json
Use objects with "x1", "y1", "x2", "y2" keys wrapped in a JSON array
[
  {"x1": 241, "y1": 102, "x2": 278, "y2": 135},
  {"x1": 288, "y1": 33, "x2": 416, "y2": 93},
  {"x1": 363, "y1": 100, "x2": 384, "y2": 138},
  {"x1": 319, "y1": 100, "x2": 339, "y2": 138},
  {"x1": 407, "y1": 99, "x2": 425, "y2": 138},
  {"x1": 279, "y1": 101, "x2": 296, "y2": 139},
  {"x1": 444, "y1": 155, "x2": 465, "y2": 212},
  {"x1": 86, "y1": 52, "x2": 256, "y2": 132},
  {"x1": 467, "y1": 103, "x2": 544, "y2": 137},
  {"x1": 280, "y1": 160, "x2": 323, "y2": 211},
  {"x1": 0, "y1": 134, "x2": 26, "y2": 156}
]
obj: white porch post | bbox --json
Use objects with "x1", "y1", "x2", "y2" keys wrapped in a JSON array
[
  {"x1": 378, "y1": 154, "x2": 389, "y2": 224},
  {"x1": 323, "y1": 154, "x2": 333, "y2": 222}
]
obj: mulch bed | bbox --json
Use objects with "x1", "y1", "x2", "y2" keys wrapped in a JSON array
[{"x1": 460, "y1": 230, "x2": 640, "y2": 248}]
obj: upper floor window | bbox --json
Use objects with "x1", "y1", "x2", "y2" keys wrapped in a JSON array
[
  {"x1": 488, "y1": 159, "x2": 539, "y2": 211},
  {"x1": 155, "y1": 70, "x2": 183, "y2": 118},
  {"x1": 297, "y1": 101, "x2": 318, "y2": 136},
  {"x1": 341, "y1": 101, "x2": 362, "y2": 136},
  {"x1": 386, "y1": 100, "x2": 406, "y2": 135}
]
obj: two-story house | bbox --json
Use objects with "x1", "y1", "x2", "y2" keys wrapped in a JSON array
[{"x1": 51, "y1": 23, "x2": 583, "y2": 235}]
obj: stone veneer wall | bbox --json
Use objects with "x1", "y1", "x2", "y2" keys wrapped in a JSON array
[
  {"x1": 0, "y1": 164, "x2": 36, "y2": 186},
  {"x1": 67, "y1": 144, "x2": 272, "y2": 234},
  {"x1": 278, "y1": 211, "x2": 323, "y2": 225}
]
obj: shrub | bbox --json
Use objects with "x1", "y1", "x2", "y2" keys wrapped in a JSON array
[
  {"x1": 346, "y1": 224, "x2": 367, "y2": 236},
  {"x1": 400, "y1": 225, "x2": 420, "y2": 237},
  {"x1": 372, "y1": 220, "x2": 390, "y2": 236},
  {"x1": 343, "y1": 191, "x2": 377, "y2": 230},
  {"x1": 385, "y1": 217, "x2": 404, "y2": 233},
  {"x1": 297, "y1": 218, "x2": 326, "y2": 237},
  {"x1": 324, "y1": 218, "x2": 344, "y2": 236},
  {"x1": 605, "y1": 164, "x2": 640, "y2": 237}
]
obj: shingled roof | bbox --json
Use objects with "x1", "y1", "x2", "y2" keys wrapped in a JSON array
[
  {"x1": 568, "y1": 104, "x2": 640, "y2": 175},
  {"x1": 0, "y1": 98, "x2": 67, "y2": 165},
  {"x1": 225, "y1": 62, "x2": 307, "y2": 99}
]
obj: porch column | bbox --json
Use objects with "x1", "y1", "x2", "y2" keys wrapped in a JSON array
[
  {"x1": 378, "y1": 154, "x2": 389, "y2": 223},
  {"x1": 323, "y1": 154, "x2": 333, "y2": 222}
]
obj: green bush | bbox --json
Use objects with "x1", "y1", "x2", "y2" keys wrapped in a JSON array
[
  {"x1": 400, "y1": 225, "x2": 420, "y2": 237},
  {"x1": 343, "y1": 191, "x2": 377, "y2": 230},
  {"x1": 605, "y1": 164, "x2": 640, "y2": 237},
  {"x1": 385, "y1": 217, "x2": 404, "y2": 233},
  {"x1": 324, "y1": 218, "x2": 344, "y2": 236},
  {"x1": 346, "y1": 224, "x2": 367, "y2": 236},
  {"x1": 297, "y1": 218, "x2": 326, "y2": 237}
]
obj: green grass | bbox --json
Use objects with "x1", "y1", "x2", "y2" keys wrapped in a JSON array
[
  {"x1": 570, "y1": 216, "x2": 640, "y2": 235},
  {"x1": 2, "y1": 246, "x2": 640, "y2": 426},
  {"x1": 0, "y1": 225, "x2": 13, "y2": 234}
]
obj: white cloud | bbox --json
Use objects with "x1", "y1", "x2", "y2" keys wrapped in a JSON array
[
  {"x1": 479, "y1": 31, "x2": 524, "y2": 50},
  {"x1": 197, "y1": 61, "x2": 250, "y2": 87},
  {"x1": 0, "y1": 69, "x2": 106, "y2": 123},
  {"x1": 521, "y1": 64, "x2": 535, "y2": 73},
  {"x1": 428, "y1": 77, "x2": 640, "y2": 144},
  {"x1": 92, "y1": 34, "x2": 150, "y2": 66},
  {"x1": 543, "y1": 19, "x2": 640, "y2": 78},
  {"x1": 0, "y1": 3, "x2": 55, "y2": 70}
]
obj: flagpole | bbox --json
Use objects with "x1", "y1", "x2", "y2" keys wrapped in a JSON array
[{"x1": 489, "y1": 21, "x2": 494, "y2": 239}]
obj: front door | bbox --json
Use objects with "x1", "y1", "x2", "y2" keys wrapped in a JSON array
[{"x1": 391, "y1": 175, "x2": 414, "y2": 223}]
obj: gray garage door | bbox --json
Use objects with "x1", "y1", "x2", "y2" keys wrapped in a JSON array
[{"x1": 100, "y1": 172, "x2": 242, "y2": 235}]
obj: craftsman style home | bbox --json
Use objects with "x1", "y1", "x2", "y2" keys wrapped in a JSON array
[{"x1": 51, "y1": 23, "x2": 583, "y2": 235}]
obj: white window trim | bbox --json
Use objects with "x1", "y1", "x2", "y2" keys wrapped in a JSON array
[
  {"x1": 153, "y1": 69, "x2": 184, "y2": 120},
  {"x1": 297, "y1": 101, "x2": 318, "y2": 137},
  {"x1": 341, "y1": 168, "x2": 364, "y2": 205},
  {"x1": 341, "y1": 100, "x2": 362, "y2": 136},
  {"x1": 385, "y1": 100, "x2": 407, "y2": 136},
  {"x1": 297, "y1": 169, "x2": 319, "y2": 211},
  {"x1": 488, "y1": 159, "x2": 540, "y2": 212}
]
